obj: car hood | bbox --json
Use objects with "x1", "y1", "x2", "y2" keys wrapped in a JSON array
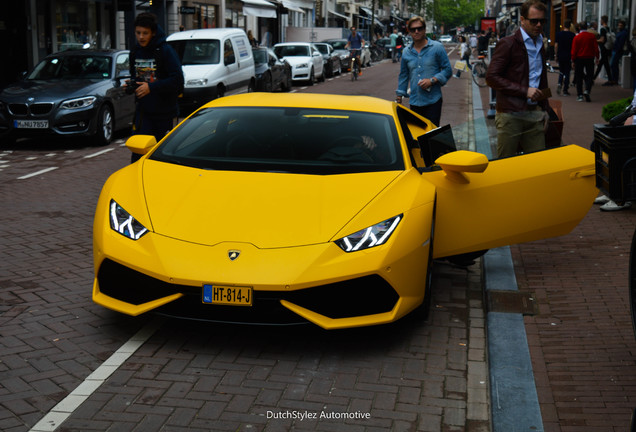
[
  {"x1": 0, "y1": 79, "x2": 106, "y2": 102},
  {"x1": 141, "y1": 161, "x2": 402, "y2": 248},
  {"x1": 279, "y1": 56, "x2": 312, "y2": 66}
]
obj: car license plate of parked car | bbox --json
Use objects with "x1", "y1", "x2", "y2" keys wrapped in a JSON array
[
  {"x1": 203, "y1": 285, "x2": 252, "y2": 306},
  {"x1": 14, "y1": 120, "x2": 49, "y2": 129}
]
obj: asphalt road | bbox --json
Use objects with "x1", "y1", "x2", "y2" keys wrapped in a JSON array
[{"x1": 0, "y1": 59, "x2": 490, "y2": 432}]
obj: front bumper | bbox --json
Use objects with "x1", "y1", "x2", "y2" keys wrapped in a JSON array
[
  {"x1": 0, "y1": 103, "x2": 99, "y2": 139},
  {"x1": 93, "y1": 203, "x2": 434, "y2": 329}
]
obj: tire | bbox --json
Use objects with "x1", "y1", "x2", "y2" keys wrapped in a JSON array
[
  {"x1": 95, "y1": 104, "x2": 113, "y2": 146},
  {"x1": 247, "y1": 79, "x2": 255, "y2": 93},
  {"x1": 325, "y1": 63, "x2": 333, "y2": 78},
  {"x1": 472, "y1": 62, "x2": 488, "y2": 87},
  {"x1": 417, "y1": 210, "x2": 436, "y2": 321},
  {"x1": 335, "y1": 61, "x2": 341, "y2": 75},
  {"x1": 318, "y1": 68, "x2": 325, "y2": 82},
  {"x1": 281, "y1": 70, "x2": 292, "y2": 92},
  {"x1": 263, "y1": 72, "x2": 273, "y2": 92},
  {"x1": 217, "y1": 85, "x2": 226, "y2": 98},
  {"x1": 307, "y1": 68, "x2": 314, "y2": 86}
]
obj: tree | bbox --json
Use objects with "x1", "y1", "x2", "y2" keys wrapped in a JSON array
[{"x1": 410, "y1": 0, "x2": 484, "y2": 32}]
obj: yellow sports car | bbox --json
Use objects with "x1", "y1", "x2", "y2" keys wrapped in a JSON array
[{"x1": 93, "y1": 93, "x2": 597, "y2": 329}]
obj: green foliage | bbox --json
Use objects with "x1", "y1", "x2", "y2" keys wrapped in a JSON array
[
  {"x1": 602, "y1": 97, "x2": 633, "y2": 121},
  {"x1": 413, "y1": 0, "x2": 484, "y2": 30}
]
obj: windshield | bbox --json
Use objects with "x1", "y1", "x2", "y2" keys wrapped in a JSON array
[
  {"x1": 168, "y1": 39, "x2": 220, "y2": 65},
  {"x1": 253, "y1": 49, "x2": 268, "y2": 65},
  {"x1": 274, "y1": 45, "x2": 310, "y2": 57},
  {"x1": 28, "y1": 55, "x2": 112, "y2": 80},
  {"x1": 151, "y1": 106, "x2": 404, "y2": 175},
  {"x1": 328, "y1": 40, "x2": 347, "y2": 50}
]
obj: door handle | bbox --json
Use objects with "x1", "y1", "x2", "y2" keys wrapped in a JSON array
[{"x1": 570, "y1": 168, "x2": 595, "y2": 179}]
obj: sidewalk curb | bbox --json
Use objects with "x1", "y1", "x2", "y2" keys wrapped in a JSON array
[{"x1": 471, "y1": 82, "x2": 545, "y2": 432}]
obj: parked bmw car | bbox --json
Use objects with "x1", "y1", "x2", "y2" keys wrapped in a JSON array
[
  {"x1": 313, "y1": 42, "x2": 342, "y2": 78},
  {"x1": 92, "y1": 93, "x2": 597, "y2": 329},
  {"x1": 273, "y1": 42, "x2": 324, "y2": 85},
  {"x1": 322, "y1": 39, "x2": 371, "y2": 69},
  {"x1": 253, "y1": 47, "x2": 292, "y2": 92},
  {"x1": 0, "y1": 49, "x2": 135, "y2": 146}
]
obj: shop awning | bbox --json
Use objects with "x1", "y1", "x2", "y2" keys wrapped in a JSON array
[
  {"x1": 281, "y1": 0, "x2": 305, "y2": 13},
  {"x1": 242, "y1": 0, "x2": 277, "y2": 18},
  {"x1": 328, "y1": 9, "x2": 349, "y2": 21}
]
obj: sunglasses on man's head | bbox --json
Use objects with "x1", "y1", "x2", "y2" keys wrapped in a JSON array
[
  {"x1": 525, "y1": 18, "x2": 547, "y2": 25},
  {"x1": 409, "y1": 26, "x2": 425, "y2": 32}
]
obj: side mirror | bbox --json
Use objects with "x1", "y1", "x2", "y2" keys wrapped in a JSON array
[
  {"x1": 435, "y1": 150, "x2": 489, "y2": 184},
  {"x1": 126, "y1": 135, "x2": 157, "y2": 155}
]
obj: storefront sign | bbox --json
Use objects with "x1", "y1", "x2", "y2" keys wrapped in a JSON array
[{"x1": 180, "y1": 6, "x2": 196, "y2": 14}]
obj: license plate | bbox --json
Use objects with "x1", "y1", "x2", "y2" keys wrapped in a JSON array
[
  {"x1": 203, "y1": 285, "x2": 252, "y2": 306},
  {"x1": 14, "y1": 120, "x2": 49, "y2": 129}
]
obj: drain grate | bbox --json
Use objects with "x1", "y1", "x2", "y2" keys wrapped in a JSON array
[{"x1": 487, "y1": 290, "x2": 538, "y2": 315}]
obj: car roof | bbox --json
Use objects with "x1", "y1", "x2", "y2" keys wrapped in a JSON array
[
  {"x1": 274, "y1": 42, "x2": 312, "y2": 46},
  {"x1": 168, "y1": 28, "x2": 246, "y2": 41},
  {"x1": 46, "y1": 49, "x2": 127, "y2": 58},
  {"x1": 202, "y1": 93, "x2": 396, "y2": 116}
]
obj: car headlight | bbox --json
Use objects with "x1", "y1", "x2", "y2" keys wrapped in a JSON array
[
  {"x1": 295, "y1": 63, "x2": 308, "y2": 69},
  {"x1": 61, "y1": 96, "x2": 96, "y2": 110},
  {"x1": 186, "y1": 79, "x2": 208, "y2": 86},
  {"x1": 335, "y1": 215, "x2": 402, "y2": 252},
  {"x1": 109, "y1": 200, "x2": 148, "y2": 240}
]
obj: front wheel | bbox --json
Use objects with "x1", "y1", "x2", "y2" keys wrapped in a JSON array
[
  {"x1": 95, "y1": 104, "x2": 113, "y2": 146},
  {"x1": 472, "y1": 61, "x2": 487, "y2": 87},
  {"x1": 307, "y1": 68, "x2": 315, "y2": 86}
]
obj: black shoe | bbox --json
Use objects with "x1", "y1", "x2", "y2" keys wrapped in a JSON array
[
  {"x1": 584, "y1": 92, "x2": 591, "y2": 102},
  {"x1": 563, "y1": 90, "x2": 570, "y2": 96}
]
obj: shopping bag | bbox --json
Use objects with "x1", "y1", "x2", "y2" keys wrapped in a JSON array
[{"x1": 454, "y1": 60, "x2": 468, "y2": 72}]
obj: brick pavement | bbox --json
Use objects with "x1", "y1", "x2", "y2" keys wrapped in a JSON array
[{"x1": 478, "y1": 64, "x2": 636, "y2": 431}]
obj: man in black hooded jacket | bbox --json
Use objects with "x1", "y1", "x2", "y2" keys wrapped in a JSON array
[{"x1": 128, "y1": 12, "x2": 183, "y2": 162}]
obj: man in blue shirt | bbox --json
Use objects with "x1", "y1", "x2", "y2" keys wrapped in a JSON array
[
  {"x1": 395, "y1": 16, "x2": 452, "y2": 126},
  {"x1": 345, "y1": 27, "x2": 365, "y2": 73}
]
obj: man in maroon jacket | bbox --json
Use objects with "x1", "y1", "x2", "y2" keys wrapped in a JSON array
[
  {"x1": 571, "y1": 21, "x2": 599, "y2": 102},
  {"x1": 486, "y1": 0, "x2": 549, "y2": 158}
]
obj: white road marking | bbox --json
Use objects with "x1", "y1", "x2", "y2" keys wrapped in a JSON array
[
  {"x1": 29, "y1": 318, "x2": 162, "y2": 432},
  {"x1": 83, "y1": 148, "x2": 114, "y2": 159},
  {"x1": 17, "y1": 167, "x2": 58, "y2": 179}
]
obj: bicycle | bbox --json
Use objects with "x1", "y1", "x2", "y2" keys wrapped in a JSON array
[
  {"x1": 348, "y1": 49, "x2": 361, "y2": 81},
  {"x1": 471, "y1": 52, "x2": 488, "y2": 87}
]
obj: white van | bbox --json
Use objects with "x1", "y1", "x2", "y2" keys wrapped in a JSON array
[{"x1": 167, "y1": 28, "x2": 256, "y2": 115}]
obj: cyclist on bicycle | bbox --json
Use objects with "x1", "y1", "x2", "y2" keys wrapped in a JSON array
[{"x1": 345, "y1": 26, "x2": 365, "y2": 73}]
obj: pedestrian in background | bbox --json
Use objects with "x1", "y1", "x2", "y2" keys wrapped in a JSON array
[
  {"x1": 486, "y1": 0, "x2": 549, "y2": 158},
  {"x1": 395, "y1": 16, "x2": 452, "y2": 126},
  {"x1": 555, "y1": 19, "x2": 575, "y2": 96},
  {"x1": 571, "y1": 21, "x2": 599, "y2": 102},
  {"x1": 128, "y1": 12, "x2": 184, "y2": 163},
  {"x1": 610, "y1": 20, "x2": 628, "y2": 86},
  {"x1": 454, "y1": 36, "x2": 471, "y2": 78},
  {"x1": 596, "y1": 16, "x2": 613, "y2": 84},
  {"x1": 390, "y1": 27, "x2": 399, "y2": 62}
]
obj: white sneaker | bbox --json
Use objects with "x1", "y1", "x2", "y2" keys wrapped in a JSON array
[
  {"x1": 600, "y1": 200, "x2": 632, "y2": 211},
  {"x1": 594, "y1": 194, "x2": 610, "y2": 204}
]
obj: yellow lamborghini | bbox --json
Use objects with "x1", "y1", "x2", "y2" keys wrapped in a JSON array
[{"x1": 92, "y1": 93, "x2": 597, "y2": 329}]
